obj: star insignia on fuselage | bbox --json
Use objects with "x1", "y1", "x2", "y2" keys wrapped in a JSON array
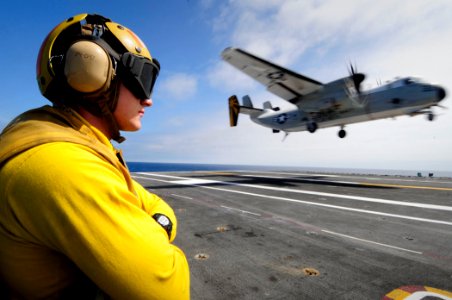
[{"x1": 274, "y1": 113, "x2": 288, "y2": 124}]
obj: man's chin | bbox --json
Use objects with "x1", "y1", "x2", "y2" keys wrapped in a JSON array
[{"x1": 121, "y1": 125, "x2": 141, "y2": 132}]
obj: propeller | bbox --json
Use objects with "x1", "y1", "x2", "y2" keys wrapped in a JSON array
[
  {"x1": 346, "y1": 63, "x2": 368, "y2": 107},
  {"x1": 348, "y1": 64, "x2": 366, "y2": 94}
]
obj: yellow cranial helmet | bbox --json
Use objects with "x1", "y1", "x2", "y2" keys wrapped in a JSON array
[{"x1": 36, "y1": 13, "x2": 160, "y2": 103}]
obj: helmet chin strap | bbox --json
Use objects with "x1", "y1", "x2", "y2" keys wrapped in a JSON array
[{"x1": 98, "y1": 79, "x2": 125, "y2": 143}]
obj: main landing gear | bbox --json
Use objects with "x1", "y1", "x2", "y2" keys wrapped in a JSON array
[
  {"x1": 338, "y1": 127, "x2": 346, "y2": 138},
  {"x1": 307, "y1": 122, "x2": 318, "y2": 133}
]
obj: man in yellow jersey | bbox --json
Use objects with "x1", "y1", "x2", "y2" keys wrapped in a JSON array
[{"x1": 0, "y1": 14, "x2": 190, "y2": 299}]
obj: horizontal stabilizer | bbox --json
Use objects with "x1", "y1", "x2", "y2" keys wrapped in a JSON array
[
  {"x1": 240, "y1": 106, "x2": 263, "y2": 115},
  {"x1": 240, "y1": 95, "x2": 263, "y2": 116}
]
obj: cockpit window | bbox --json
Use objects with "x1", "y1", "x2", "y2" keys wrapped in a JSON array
[{"x1": 404, "y1": 78, "x2": 415, "y2": 85}]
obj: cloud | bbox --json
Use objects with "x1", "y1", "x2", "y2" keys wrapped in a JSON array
[
  {"x1": 158, "y1": 73, "x2": 198, "y2": 101},
  {"x1": 208, "y1": 61, "x2": 257, "y2": 93},
  {"x1": 212, "y1": 0, "x2": 452, "y2": 67},
  {"x1": 125, "y1": 0, "x2": 452, "y2": 172},
  {"x1": 212, "y1": 0, "x2": 452, "y2": 92}
]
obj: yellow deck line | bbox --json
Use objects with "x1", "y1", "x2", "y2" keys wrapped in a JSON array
[
  {"x1": 191, "y1": 171, "x2": 452, "y2": 191},
  {"x1": 360, "y1": 182, "x2": 452, "y2": 191}
]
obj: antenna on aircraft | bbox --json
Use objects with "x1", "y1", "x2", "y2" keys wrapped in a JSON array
[{"x1": 282, "y1": 132, "x2": 289, "y2": 142}]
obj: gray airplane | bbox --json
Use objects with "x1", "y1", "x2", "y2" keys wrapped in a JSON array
[{"x1": 222, "y1": 47, "x2": 446, "y2": 138}]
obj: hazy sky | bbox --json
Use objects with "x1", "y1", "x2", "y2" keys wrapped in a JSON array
[{"x1": 1, "y1": 0, "x2": 451, "y2": 172}]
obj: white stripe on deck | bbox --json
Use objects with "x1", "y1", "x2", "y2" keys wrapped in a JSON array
[
  {"x1": 321, "y1": 230, "x2": 422, "y2": 254},
  {"x1": 135, "y1": 173, "x2": 452, "y2": 212},
  {"x1": 133, "y1": 173, "x2": 452, "y2": 227}
]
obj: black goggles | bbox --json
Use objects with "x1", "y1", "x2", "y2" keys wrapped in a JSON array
[{"x1": 119, "y1": 52, "x2": 160, "y2": 100}]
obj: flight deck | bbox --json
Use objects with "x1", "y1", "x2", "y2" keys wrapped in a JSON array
[{"x1": 132, "y1": 170, "x2": 452, "y2": 299}]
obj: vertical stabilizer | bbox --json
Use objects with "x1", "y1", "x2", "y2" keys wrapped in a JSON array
[
  {"x1": 263, "y1": 101, "x2": 272, "y2": 109},
  {"x1": 242, "y1": 95, "x2": 253, "y2": 108}
]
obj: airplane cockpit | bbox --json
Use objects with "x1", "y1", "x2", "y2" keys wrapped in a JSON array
[
  {"x1": 370, "y1": 77, "x2": 425, "y2": 93},
  {"x1": 391, "y1": 77, "x2": 424, "y2": 88}
]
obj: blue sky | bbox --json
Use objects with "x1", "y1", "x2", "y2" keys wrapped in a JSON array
[{"x1": 1, "y1": 0, "x2": 452, "y2": 172}]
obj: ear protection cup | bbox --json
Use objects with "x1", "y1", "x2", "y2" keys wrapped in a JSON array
[{"x1": 64, "y1": 40, "x2": 114, "y2": 93}]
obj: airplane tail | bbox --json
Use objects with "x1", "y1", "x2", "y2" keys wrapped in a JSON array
[
  {"x1": 242, "y1": 95, "x2": 253, "y2": 107},
  {"x1": 228, "y1": 95, "x2": 263, "y2": 127},
  {"x1": 229, "y1": 95, "x2": 240, "y2": 127}
]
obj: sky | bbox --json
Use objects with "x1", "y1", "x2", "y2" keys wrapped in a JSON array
[{"x1": 1, "y1": 0, "x2": 451, "y2": 173}]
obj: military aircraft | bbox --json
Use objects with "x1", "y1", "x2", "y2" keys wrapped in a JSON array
[{"x1": 222, "y1": 47, "x2": 446, "y2": 138}]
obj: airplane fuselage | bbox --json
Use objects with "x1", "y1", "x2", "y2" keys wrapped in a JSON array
[
  {"x1": 250, "y1": 77, "x2": 445, "y2": 135},
  {"x1": 223, "y1": 47, "x2": 446, "y2": 138}
]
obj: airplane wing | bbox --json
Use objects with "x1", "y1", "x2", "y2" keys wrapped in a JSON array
[{"x1": 221, "y1": 47, "x2": 323, "y2": 104}]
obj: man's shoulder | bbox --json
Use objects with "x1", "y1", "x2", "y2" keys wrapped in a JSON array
[{"x1": 4, "y1": 142, "x2": 106, "y2": 176}]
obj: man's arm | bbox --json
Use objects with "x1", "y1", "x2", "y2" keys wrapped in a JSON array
[
  {"x1": 133, "y1": 181, "x2": 179, "y2": 241},
  {"x1": 11, "y1": 143, "x2": 190, "y2": 299}
]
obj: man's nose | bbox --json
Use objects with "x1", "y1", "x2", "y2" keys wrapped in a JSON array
[{"x1": 141, "y1": 98, "x2": 152, "y2": 107}]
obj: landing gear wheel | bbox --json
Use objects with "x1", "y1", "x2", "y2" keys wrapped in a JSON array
[
  {"x1": 307, "y1": 122, "x2": 318, "y2": 133},
  {"x1": 428, "y1": 112, "x2": 434, "y2": 121},
  {"x1": 338, "y1": 129, "x2": 346, "y2": 138}
]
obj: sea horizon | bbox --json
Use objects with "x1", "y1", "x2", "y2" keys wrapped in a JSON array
[{"x1": 126, "y1": 161, "x2": 452, "y2": 178}]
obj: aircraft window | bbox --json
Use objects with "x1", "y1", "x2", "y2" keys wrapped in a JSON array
[{"x1": 404, "y1": 78, "x2": 414, "y2": 85}]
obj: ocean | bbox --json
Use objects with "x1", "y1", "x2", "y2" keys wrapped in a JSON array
[
  {"x1": 126, "y1": 162, "x2": 452, "y2": 178},
  {"x1": 127, "y1": 162, "x2": 277, "y2": 172}
]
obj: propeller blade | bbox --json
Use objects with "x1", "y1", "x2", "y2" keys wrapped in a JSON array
[{"x1": 348, "y1": 63, "x2": 365, "y2": 94}]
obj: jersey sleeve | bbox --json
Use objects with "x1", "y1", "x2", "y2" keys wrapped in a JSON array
[{"x1": 132, "y1": 181, "x2": 178, "y2": 242}]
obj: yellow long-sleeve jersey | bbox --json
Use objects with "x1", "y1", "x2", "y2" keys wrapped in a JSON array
[{"x1": 0, "y1": 106, "x2": 190, "y2": 299}]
